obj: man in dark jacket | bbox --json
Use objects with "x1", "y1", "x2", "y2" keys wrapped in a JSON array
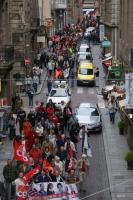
[
  {"x1": 3, "y1": 159, "x2": 18, "y2": 200},
  {"x1": 56, "y1": 146, "x2": 67, "y2": 161},
  {"x1": 27, "y1": 109, "x2": 36, "y2": 127},
  {"x1": 34, "y1": 171, "x2": 51, "y2": 183},
  {"x1": 17, "y1": 108, "x2": 26, "y2": 133}
]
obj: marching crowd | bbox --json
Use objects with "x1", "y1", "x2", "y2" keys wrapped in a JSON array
[{"x1": 2, "y1": 15, "x2": 98, "y2": 199}]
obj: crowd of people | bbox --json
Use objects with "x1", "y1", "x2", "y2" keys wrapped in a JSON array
[{"x1": 1, "y1": 21, "x2": 94, "y2": 200}]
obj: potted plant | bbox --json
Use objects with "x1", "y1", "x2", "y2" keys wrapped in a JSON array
[
  {"x1": 125, "y1": 151, "x2": 133, "y2": 170},
  {"x1": 117, "y1": 120, "x2": 126, "y2": 135}
]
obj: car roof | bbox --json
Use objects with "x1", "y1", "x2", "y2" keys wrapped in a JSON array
[
  {"x1": 78, "y1": 52, "x2": 91, "y2": 55},
  {"x1": 80, "y1": 44, "x2": 89, "y2": 48},
  {"x1": 79, "y1": 61, "x2": 93, "y2": 68},
  {"x1": 79, "y1": 103, "x2": 97, "y2": 108}
]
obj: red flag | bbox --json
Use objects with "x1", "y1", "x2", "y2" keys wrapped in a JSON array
[
  {"x1": 23, "y1": 165, "x2": 40, "y2": 182},
  {"x1": 14, "y1": 143, "x2": 30, "y2": 164},
  {"x1": 17, "y1": 184, "x2": 29, "y2": 200}
]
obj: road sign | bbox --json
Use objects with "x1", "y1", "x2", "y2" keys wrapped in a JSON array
[
  {"x1": 102, "y1": 40, "x2": 111, "y2": 48},
  {"x1": 25, "y1": 58, "x2": 30, "y2": 65}
]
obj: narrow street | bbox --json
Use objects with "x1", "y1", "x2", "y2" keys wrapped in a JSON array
[{"x1": 0, "y1": 43, "x2": 112, "y2": 200}]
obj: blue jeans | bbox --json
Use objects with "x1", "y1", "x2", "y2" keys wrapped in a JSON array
[{"x1": 109, "y1": 112, "x2": 115, "y2": 123}]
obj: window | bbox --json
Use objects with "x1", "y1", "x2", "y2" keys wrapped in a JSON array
[
  {"x1": 79, "y1": 68, "x2": 93, "y2": 75},
  {"x1": 77, "y1": 107, "x2": 99, "y2": 116},
  {"x1": 50, "y1": 89, "x2": 67, "y2": 97}
]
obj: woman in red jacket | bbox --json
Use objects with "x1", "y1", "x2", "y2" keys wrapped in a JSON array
[
  {"x1": 46, "y1": 105, "x2": 54, "y2": 119},
  {"x1": 29, "y1": 144, "x2": 41, "y2": 164}
]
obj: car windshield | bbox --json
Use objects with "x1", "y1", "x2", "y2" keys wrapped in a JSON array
[
  {"x1": 50, "y1": 89, "x2": 67, "y2": 97},
  {"x1": 79, "y1": 68, "x2": 93, "y2": 75},
  {"x1": 77, "y1": 107, "x2": 99, "y2": 116}
]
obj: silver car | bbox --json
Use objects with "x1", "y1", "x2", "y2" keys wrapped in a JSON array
[{"x1": 75, "y1": 103, "x2": 102, "y2": 133}]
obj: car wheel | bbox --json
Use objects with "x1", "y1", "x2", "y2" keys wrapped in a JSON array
[
  {"x1": 77, "y1": 81, "x2": 80, "y2": 86},
  {"x1": 91, "y1": 81, "x2": 95, "y2": 87},
  {"x1": 98, "y1": 128, "x2": 102, "y2": 134}
]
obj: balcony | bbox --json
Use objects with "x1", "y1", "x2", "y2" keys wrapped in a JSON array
[{"x1": 53, "y1": 0, "x2": 67, "y2": 10}]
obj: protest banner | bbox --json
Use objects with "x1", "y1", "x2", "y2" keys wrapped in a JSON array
[{"x1": 28, "y1": 182, "x2": 79, "y2": 200}]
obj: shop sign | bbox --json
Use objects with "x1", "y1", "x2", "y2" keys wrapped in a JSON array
[
  {"x1": 125, "y1": 73, "x2": 133, "y2": 109},
  {"x1": 102, "y1": 40, "x2": 111, "y2": 48},
  {"x1": 0, "y1": 98, "x2": 8, "y2": 106},
  {"x1": 25, "y1": 58, "x2": 30, "y2": 65},
  {"x1": 37, "y1": 36, "x2": 46, "y2": 43}
]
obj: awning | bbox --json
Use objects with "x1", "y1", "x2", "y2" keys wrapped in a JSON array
[
  {"x1": 102, "y1": 40, "x2": 111, "y2": 48},
  {"x1": 105, "y1": 53, "x2": 112, "y2": 58}
]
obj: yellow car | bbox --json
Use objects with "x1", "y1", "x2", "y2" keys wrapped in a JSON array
[{"x1": 77, "y1": 61, "x2": 95, "y2": 86}]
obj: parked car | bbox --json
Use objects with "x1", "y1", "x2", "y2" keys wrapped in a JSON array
[
  {"x1": 75, "y1": 103, "x2": 102, "y2": 133},
  {"x1": 47, "y1": 81, "x2": 71, "y2": 108}
]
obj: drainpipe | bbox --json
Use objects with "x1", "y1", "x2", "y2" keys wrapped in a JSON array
[{"x1": 114, "y1": 0, "x2": 118, "y2": 59}]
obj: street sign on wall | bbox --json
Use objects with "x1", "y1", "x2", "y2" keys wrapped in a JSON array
[
  {"x1": 125, "y1": 73, "x2": 133, "y2": 109},
  {"x1": 99, "y1": 24, "x2": 105, "y2": 42}
]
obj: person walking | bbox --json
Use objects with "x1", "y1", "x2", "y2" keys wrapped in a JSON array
[
  {"x1": 27, "y1": 86, "x2": 35, "y2": 107},
  {"x1": 47, "y1": 60, "x2": 53, "y2": 76},
  {"x1": 17, "y1": 108, "x2": 26, "y2": 134},
  {"x1": 69, "y1": 70, "x2": 75, "y2": 87},
  {"x1": 3, "y1": 159, "x2": 18, "y2": 200},
  {"x1": 47, "y1": 75, "x2": 53, "y2": 94},
  {"x1": 8, "y1": 113, "x2": 16, "y2": 140},
  {"x1": 108, "y1": 95, "x2": 117, "y2": 124},
  {"x1": 80, "y1": 125, "x2": 92, "y2": 157},
  {"x1": 78, "y1": 154, "x2": 90, "y2": 192},
  {"x1": 33, "y1": 74, "x2": 39, "y2": 93}
]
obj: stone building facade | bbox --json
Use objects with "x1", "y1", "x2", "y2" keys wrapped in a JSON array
[
  {"x1": 119, "y1": 0, "x2": 133, "y2": 68},
  {"x1": 100, "y1": 0, "x2": 120, "y2": 58},
  {"x1": 0, "y1": 0, "x2": 40, "y2": 103}
]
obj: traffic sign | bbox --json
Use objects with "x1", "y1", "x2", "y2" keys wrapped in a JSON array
[{"x1": 25, "y1": 58, "x2": 30, "y2": 65}]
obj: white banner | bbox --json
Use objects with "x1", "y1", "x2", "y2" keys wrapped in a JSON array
[
  {"x1": 28, "y1": 182, "x2": 79, "y2": 200},
  {"x1": 125, "y1": 73, "x2": 133, "y2": 108}
]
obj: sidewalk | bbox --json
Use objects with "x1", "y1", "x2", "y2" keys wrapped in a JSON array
[
  {"x1": 92, "y1": 44, "x2": 133, "y2": 200},
  {"x1": 21, "y1": 67, "x2": 47, "y2": 112}
]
